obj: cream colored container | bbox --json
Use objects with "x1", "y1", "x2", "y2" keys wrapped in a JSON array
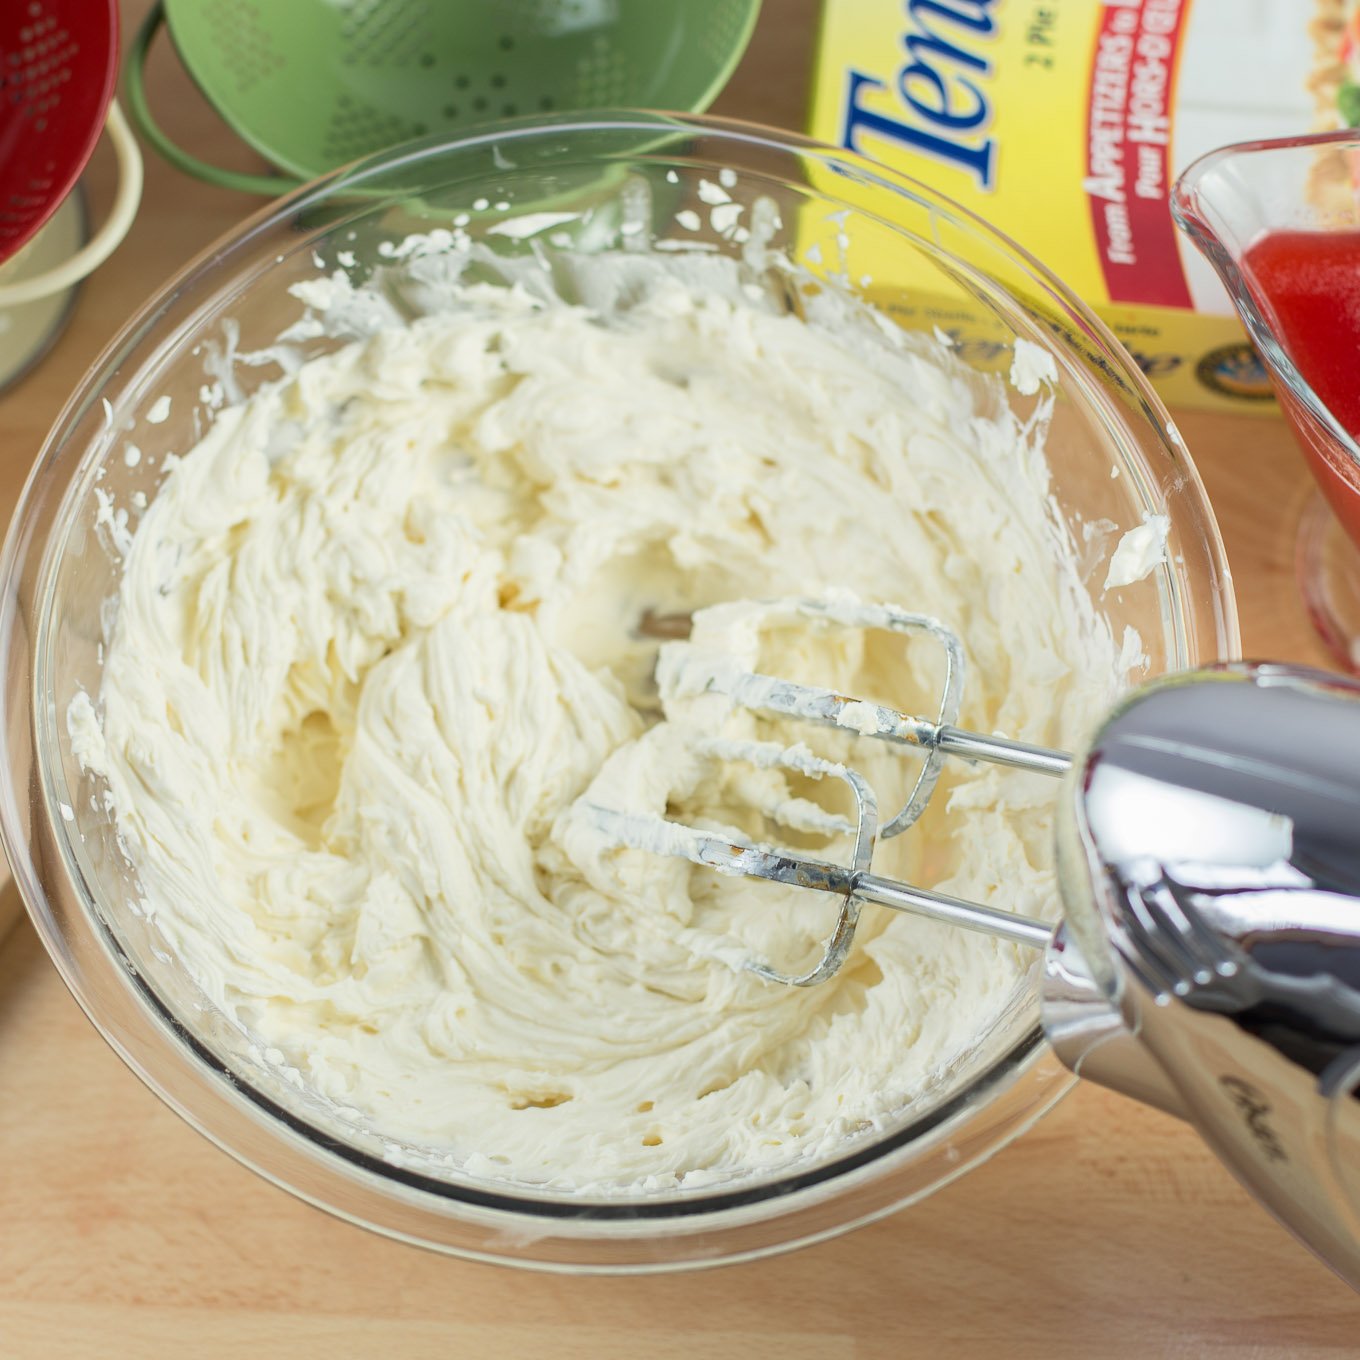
[
  {"x1": 0, "y1": 101, "x2": 142, "y2": 390},
  {"x1": 0, "y1": 191, "x2": 86, "y2": 393}
]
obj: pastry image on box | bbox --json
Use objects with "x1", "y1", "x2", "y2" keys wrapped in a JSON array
[{"x1": 1307, "y1": 0, "x2": 1360, "y2": 211}]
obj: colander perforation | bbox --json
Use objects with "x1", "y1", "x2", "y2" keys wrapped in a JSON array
[
  {"x1": 204, "y1": 0, "x2": 283, "y2": 94},
  {"x1": 137, "y1": 0, "x2": 758, "y2": 184},
  {"x1": 0, "y1": 0, "x2": 117, "y2": 259},
  {"x1": 323, "y1": 92, "x2": 422, "y2": 164},
  {"x1": 573, "y1": 36, "x2": 631, "y2": 107},
  {"x1": 339, "y1": 0, "x2": 431, "y2": 67},
  {"x1": 702, "y1": 0, "x2": 750, "y2": 65}
]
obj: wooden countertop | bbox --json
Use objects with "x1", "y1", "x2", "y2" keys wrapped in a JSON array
[{"x1": 1, "y1": 2, "x2": 1356, "y2": 1355}]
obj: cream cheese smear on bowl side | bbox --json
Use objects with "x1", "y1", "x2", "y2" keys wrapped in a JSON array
[{"x1": 66, "y1": 237, "x2": 1133, "y2": 1195}]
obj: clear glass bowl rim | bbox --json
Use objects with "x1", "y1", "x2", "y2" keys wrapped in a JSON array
[{"x1": 0, "y1": 110, "x2": 1241, "y2": 1266}]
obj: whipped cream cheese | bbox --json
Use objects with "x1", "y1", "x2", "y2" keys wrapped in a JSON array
[
  {"x1": 1104, "y1": 512, "x2": 1171, "y2": 591},
  {"x1": 71, "y1": 255, "x2": 1120, "y2": 1193}
]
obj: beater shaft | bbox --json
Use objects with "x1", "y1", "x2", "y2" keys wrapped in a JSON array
[
  {"x1": 670, "y1": 665, "x2": 1071, "y2": 780},
  {"x1": 931, "y1": 726, "x2": 1071, "y2": 777},
  {"x1": 855, "y1": 874, "x2": 1052, "y2": 948},
  {"x1": 608, "y1": 597, "x2": 1075, "y2": 984},
  {"x1": 590, "y1": 802, "x2": 1053, "y2": 971}
]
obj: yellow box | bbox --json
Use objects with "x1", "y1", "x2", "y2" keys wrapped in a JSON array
[{"x1": 805, "y1": 0, "x2": 1346, "y2": 412}]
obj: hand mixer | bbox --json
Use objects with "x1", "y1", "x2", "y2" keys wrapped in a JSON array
[{"x1": 587, "y1": 597, "x2": 1360, "y2": 1289}]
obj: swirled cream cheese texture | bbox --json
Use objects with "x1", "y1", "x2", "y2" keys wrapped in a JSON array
[{"x1": 70, "y1": 259, "x2": 1119, "y2": 1192}]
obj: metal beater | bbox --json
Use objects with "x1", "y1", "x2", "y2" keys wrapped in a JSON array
[{"x1": 585, "y1": 597, "x2": 1360, "y2": 1288}]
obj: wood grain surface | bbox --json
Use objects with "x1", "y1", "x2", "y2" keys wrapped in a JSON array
[{"x1": 1, "y1": 2, "x2": 1357, "y2": 1356}]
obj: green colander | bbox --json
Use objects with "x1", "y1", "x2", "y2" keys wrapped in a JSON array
[{"x1": 125, "y1": 0, "x2": 762, "y2": 195}]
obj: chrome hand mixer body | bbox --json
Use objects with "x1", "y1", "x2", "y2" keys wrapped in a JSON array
[{"x1": 589, "y1": 599, "x2": 1360, "y2": 1288}]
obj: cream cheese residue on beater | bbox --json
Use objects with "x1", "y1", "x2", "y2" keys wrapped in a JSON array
[{"x1": 69, "y1": 250, "x2": 1122, "y2": 1193}]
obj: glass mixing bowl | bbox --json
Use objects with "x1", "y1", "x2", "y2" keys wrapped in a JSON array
[{"x1": 0, "y1": 113, "x2": 1239, "y2": 1272}]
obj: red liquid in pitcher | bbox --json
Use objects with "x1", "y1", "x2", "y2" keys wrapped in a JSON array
[{"x1": 1242, "y1": 230, "x2": 1360, "y2": 548}]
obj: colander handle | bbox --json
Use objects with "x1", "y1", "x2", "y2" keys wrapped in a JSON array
[
  {"x1": 0, "y1": 102, "x2": 143, "y2": 308},
  {"x1": 124, "y1": 2, "x2": 304, "y2": 198}
]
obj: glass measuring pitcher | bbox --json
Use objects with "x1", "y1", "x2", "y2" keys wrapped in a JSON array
[{"x1": 1173, "y1": 132, "x2": 1360, "y2": 671}]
